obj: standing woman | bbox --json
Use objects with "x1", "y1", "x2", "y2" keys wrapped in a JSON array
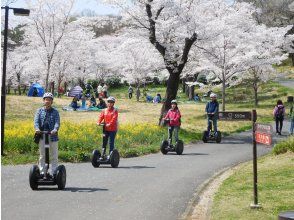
[
  {"x1": 273, "y1": 100, "x2": 286, "y2": 135},
  {"x1": 97, "y1": 96, "x2": 118, "y2": 159},
  {"x1": 163, "y1": 100, "x2": 181, "y2": 146}
]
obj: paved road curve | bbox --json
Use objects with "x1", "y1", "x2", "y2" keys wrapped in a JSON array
[{"x1": 3, "y1": 128, "x2": 281, "y2": 220}]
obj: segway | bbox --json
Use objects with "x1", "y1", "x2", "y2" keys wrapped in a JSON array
[
  {"x1": 202, "y1": 114, "x2": 221, "y2": 143},
  {"x1": 29, "y1": 131, "x2": 66, "y2": 190},
  {"x1": 160, "y1": 120, "x2": 184, "y2": 155},
  {"x1": 91, "y1": 124, "x2": 120, "y2": 168}
]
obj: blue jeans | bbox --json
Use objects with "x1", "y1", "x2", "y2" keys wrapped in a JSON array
[
  {"x1": 290, "y1": 119, "x2": 294, "y2": 135},
  {"x1": 102, "y1": 131, "x2": 117, "y2": 154},
  {"x1": 207, "y1": 117, "x2": 217, "y2": 132}
]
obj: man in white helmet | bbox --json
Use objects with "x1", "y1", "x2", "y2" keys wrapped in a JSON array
[
  {"x1": 205, "y1": 93, "x2": 219, "y2": 135},
  {"x1": 34, "y1": 92, "x2": 60, "y2": 176}
]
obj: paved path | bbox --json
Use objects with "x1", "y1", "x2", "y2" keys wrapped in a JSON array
[{"x1": 3, "y1": 124, "x2": 291, "y2": 220}]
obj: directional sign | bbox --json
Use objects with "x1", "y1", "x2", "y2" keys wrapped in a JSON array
[
  {"x1": 255, "y1": 123, "x2": 273, "y2": 134},
  {"x1": 255, "y1": 132, "x2": 272, "y2": 146},
  {"x1": 218, "y1": 111, "x2": 252, "y2": 121}
]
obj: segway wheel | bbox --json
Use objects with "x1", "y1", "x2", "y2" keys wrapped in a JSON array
[
  {"x1": 175, "y1": 140, "x2": 184, "y2": 155},
  {"x1": 56, "y1": 165, "x2": 66, "y2": 190},
  {"x1": 29, "y1": 165, "x2": 40, "y2": 190},
  {"x1": 91, "y1": 149, "x2": 101, "y2": 168},
  {"x1": 110, "y1": 149, "x2": 120, "y2": 168},
  {"x1": 202, "y1": 131, "x2": 208, "y2": 143},
  {"x1": 216, "y1": 131, "x2": 222, "y2": 143},
  {"x1": 160, "y1": 140, "x2": 168, "y2": 155}
]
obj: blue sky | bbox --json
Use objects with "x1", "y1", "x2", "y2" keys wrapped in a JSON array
[{"x1": 3, "y1": 0, "x2": 120, "y2": 16}]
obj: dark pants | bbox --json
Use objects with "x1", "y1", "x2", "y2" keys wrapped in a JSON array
[
  {"x1": 207, "y1": 117, "x2": 218, "y2": 132},
  {"x1": 168, "y1": 126, "x2": 179, "y2": 145},
  {"x1": 102, "y1": 131, "x2": 117, "y2": 154},
  {"x1": 275, "y1": 118, "x2": 283, "y2": 133},
  {"x1": 129, "y1": 93, "x2": 133, "y2": 99}
]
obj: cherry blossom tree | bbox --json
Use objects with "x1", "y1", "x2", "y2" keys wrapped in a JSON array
[{"x1": 24, "y1": 0, "x2": 75, "y2": 91}]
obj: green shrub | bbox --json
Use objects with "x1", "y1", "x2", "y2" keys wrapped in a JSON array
[{"x1": 273, "y1": 136, "x2": 294, "y2": 155}]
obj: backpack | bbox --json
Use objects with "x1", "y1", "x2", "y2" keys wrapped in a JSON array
[{"x1": 276, "y1": 106, "x2": 284, "y2": 119}]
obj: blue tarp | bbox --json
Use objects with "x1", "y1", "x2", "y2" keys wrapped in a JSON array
[{"x1": 27, "y1": 83, "x2": 44, "y2": 97}]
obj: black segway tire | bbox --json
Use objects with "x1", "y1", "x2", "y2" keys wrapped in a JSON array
[
  {"x1": 202, "y1": 131, "x2": 208, "y2": 143},
  {"x1": 110, "y1": 149, "x2": 120, "y2": 168},
  {"x1": 29, "y1": 165, "x2": 40, "y2": 190},
  {"x1": 91, "y1": 149, "x2": 101, "y2": 168},
  {"x1": 56, "y1": 165, "x2": 66, "y2": 190},
  {"x1": 160, "y1": 140, "x2": 169, "y2": 155},
  {"x1": 175, "y1": 140, "x2": 184, "y2": 155},
  {"x1": 216, "y1": 131, "x2": 222, "y2": 143}
]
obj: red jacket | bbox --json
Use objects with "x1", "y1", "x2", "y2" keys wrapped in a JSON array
[
  {"x1": 164, "y1": 108, "x2": 181, "y2": 126},
  {"x1": 98, "y1": 107, "x2": 118, "y2": 131}
]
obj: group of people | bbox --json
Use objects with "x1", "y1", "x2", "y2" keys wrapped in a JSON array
[
  {"x1": 70, "y1": 95, "x2": 107, "y2": 111},
  {"x1": 128, "y1": 85, "x2": 162, "y2": 103},
  {"x1": 34, "y1": 91, "x2": 293, "y2": 176}
]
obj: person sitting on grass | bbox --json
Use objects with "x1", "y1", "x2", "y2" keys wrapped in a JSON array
[
  {"x1": 90, "y1": 95, "x2": 97, "y2": 107},
  {"x1": 97, "y1": 97, "x2": 107, "y2": 109},
  {"x1": 153, "y1": 93, "x2": 162, "y2": 103},
  {"x1": 71, "y1": 96, "x2": 80, "y2": 110}
]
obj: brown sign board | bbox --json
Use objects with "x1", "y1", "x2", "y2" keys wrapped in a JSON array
[
  {"x1": 255, "y1": 132, "x2": 272, "y2": 146},
  {"x1": 218, "y1": 111, "x2": 252, "y2": 121},
  {"x1": 255, "y1": 123, "x2": 273, "y2": 134}
]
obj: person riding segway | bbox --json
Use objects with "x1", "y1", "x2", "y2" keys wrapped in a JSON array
[
  {"x1": 202, "y1": 93, "x2": 221, "y2": 143},
  {"x1": 91, "y1": 96, "x2": 120, "y2": 168},
  {"x1": 161, "y1": 100, "x2": 184, "y2": 155},
  {"x1": 29, "y1": 93, "x2": 66, "y2": 190}
]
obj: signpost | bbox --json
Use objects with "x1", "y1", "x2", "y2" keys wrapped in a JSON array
[
  {"x1": 218, "y1": 111, "x2": 252, "y2": 121},
  {"x1": 219, "y1": 110, "x2": 272, "y2": 208}
]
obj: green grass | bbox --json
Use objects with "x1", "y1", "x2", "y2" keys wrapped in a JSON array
[
  {"x1": 273, "y1": 136, "x2": 294, "y2": 155},
  {"x1": 211, "y1": 152, "x2": 294, "y2": 220}
]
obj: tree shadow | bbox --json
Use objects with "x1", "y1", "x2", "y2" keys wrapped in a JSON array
[
  {"x1": 167, "y1": 153, "x2": 209, "y2": 156},
  {"x1": 118, "y1": 166, "x2": 156, "y2": 169},
  {"x1": 36, "y1": 187, "x2": 108, "y2": 192}
]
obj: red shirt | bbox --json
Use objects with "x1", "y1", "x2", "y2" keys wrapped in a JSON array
[
  {"x1": 164, "y1": 108, "x2": 181, "y2": 126},
  {"x1": 98, "y1": 107, "x2": 118, "y2": 131}
]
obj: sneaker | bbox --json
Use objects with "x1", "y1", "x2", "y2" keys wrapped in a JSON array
[{"x1": 107, "y1": 155, "x2": 110, "y2": 160}]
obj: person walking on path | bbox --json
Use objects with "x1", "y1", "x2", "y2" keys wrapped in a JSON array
[
  {"x1": 136, "y1": 86, "x2": 141, "y2": 102},
  {"x1": 128, "y1": 85, "x2": 134, "y2": 99},
  {"x1": 289, "y1": 104, "x2": 294, "y2": 135},
  {"x1": 273, "y1": 100, "x2": 286, "y2": 135},
  {"x1": 34, "y1": 92, "x2": 60, "y2": 175}
]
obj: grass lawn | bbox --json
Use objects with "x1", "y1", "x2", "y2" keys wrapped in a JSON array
[{"x1": 211, "y1": 152, "x2": 294, "y2": 220}]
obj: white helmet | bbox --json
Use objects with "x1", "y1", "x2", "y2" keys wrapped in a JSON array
[
  {"x1": 210, "y1": 93, "x2": 217, "y2": 98},
  {"x1": 171, "y1": 99, "x2": 177, "y2": 104},
  {"x1": 107, "y1": 96, "x2": 115, "y2": 103},
  {"x1": 43, "y1": 92, "x2": 54, "y2": 100}
]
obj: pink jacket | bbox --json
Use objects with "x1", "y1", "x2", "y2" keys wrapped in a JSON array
[{"x1": 164, "y1": 108, "x2": 181, "y2": 126}]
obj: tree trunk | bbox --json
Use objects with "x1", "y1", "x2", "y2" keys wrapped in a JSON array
[
  {"x1": 64, "y1": 82, "x2": 67, "y2": 94},
  {"x1": 18, "y1": 85, "x2": 21, "y2": 95},
  {"x1": 254, "y1": 85, "x2": 258, "y2": 108},
  {"x1": 222, "y1": 71, "x2": 226, "y2": 111},
  {"x1": 22, "y1": 85, "x2": 26, "y2": 94},
  {"x1": 290, "y1": 53, "x2": 294, "y2": 66},
  {"x1": 50, "y1": 81, "x2": 55, "y2": 95},
  {"x1": 159, "y1": 71, "x2": 180, "y2": 125},
  {"x1": 182, "y1": 77, "x2": 186, "y2": 93},
  {"x1": 189, "y1": 85, "x2": 195, "y2": 100}
]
